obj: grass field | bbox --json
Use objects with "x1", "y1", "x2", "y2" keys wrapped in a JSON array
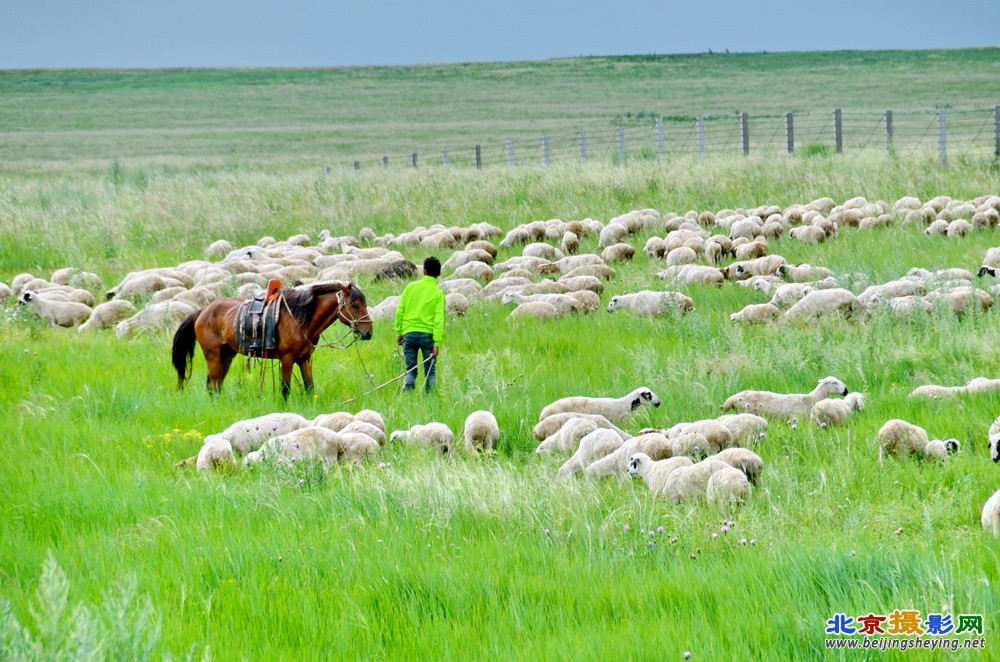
[{"x1": 2, "y1": 52, "x2": 1000, "y2": 659}]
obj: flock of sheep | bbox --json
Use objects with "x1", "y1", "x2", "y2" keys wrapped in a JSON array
[{"x1": 5, "y1": 192, "x2": 1000, "y2": 532}]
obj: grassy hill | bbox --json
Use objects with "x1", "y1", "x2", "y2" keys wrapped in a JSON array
[{"x1": 1, "y1": 48, "x2": 998, "y2": 170}]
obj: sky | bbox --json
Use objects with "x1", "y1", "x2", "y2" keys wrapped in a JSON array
[{"x1": 1, "y1": 0, "x2": 998, "y2": 69}]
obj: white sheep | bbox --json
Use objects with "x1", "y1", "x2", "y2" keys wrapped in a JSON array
[
  {"x1": 342, "y1": 420, "x2": 387, "y2": 447},
  {"x1": 78, "y1": 299, "x2": 137, "y2": 332},
  {"x1": 657, "y1": 265, "x2": 725, "y2": 287},
  {"x1": 314, "y1": 412, "x2": 356, "y2": 432},
  {"x1": 556, "y1": 275, "x2": 604, "y2": 294},
  {"x1": 706, "y1": 467, "x2": 752, "y2": 514},
  {"x1": 923, "y1": 439, "x2": 961, "y2": 461},
  {"x1": 982, "y1": 489, "x2": 1000, "y2": 536},
  {"x1": 662, "y1": 458, "x2": 731, "y2": 503},
  {"x1": 666, "y1": 419, "x2": 734, "y2": 454},
  {"x1": 216, "y1": 412, "x2": 310, "y2": 455},
  {"x1": 535, "y1": 417, "x2": 600, "y2": 454},
  {"x1": 715, "y1": 413, "x2": 768, "y2": 445},
  {"x1": 501, "y1": 291, "x2": 580, "y2": 315},
  {"x1": 389, "y1": 423, "x2": 454, "y2": 454},
  {"x1": 354, "y1": 409, "x2": 386, "y2": 433},
  {"x1": 464, "y1": 410, "x2": 500, "y2": 453},
  {"x1": 769, "y1": 283, "x2": 814, "y2": 309},
  {"x1": 532, "y1": 412, "x2": 629, "y2": 441},
  {"x1": 666, "y1": 246, "x2": 698, "y2": 266},
  {"x1": 195, "y1": 435, "x2": 237, "y2": 472},
  {"x1": 729, "y1": 303, "x2": 779, "y2": 324},
  {"x1": 878, "y1": 420, "x2": 960, "y2": 460},
  {"x1": 584, "y1": 432, "x2": 673, "y2": 479},
  {"x1": 116, "y1": 300, "x2": 196, "y2": 338},
  {"x1": 539, "y1": 386, "x2": 661, "y2": 422},
  {"x1": 557, "y1": 428, "x2": 624, "y2": 476},
  {"x1": 627, "y1": 453, "x2": 693, "y2": 494},
  {"x1": 565, "y1": 289, "x2": 601, "y2": 313},
  {"x1": 508, "y1": 301, "x2": 561, "y2": 320},
  {"x1": 244, "y1": 427, "x2": 360, "y2": 466},
  {"x1": 445, "y1": 292, "x2": 469, "y2": 316},
  {"x1": 561, "y1": 232, "x2": 579, "y2": 255},
  {"x1": 606, "y1": 291, "x2": 693, "y2": 316},
  {"x1": 721, "y1": 377, "x2": 848, "y2": 418},
  {"x1": 713, "y1": 448, "x2": 764, "y2": 485},
  {"x1": 810, "y1": 392, "x2": 865, "y2": 426},
  {"x1": 667, "y1": 432, "x2": 711, "y2": 458},
  {"x1": 988, "y1": 416, "x2": 1000, "y2": 463},
  {"x1": 17, "y1": 291, "x2": 92, "y2": 327},
  {"x1": 601, "y1": 243, "x2": 635, "y2": 263},
  {"x1": 784, "y1": 288, "x2": 859, "y2": 320}
]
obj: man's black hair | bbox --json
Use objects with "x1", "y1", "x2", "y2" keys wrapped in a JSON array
[{"x1": 424, "y1": 256, "x2": 442, "y2": 278}]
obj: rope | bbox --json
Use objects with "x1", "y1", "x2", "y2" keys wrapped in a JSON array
[{"x1": 340, "y1": 354, "x2": 435, "y2": 406}]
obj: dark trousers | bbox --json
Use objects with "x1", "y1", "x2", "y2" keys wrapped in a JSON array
[{"x1": 403, "y1": 332, "x2": 436, "y2": 391}]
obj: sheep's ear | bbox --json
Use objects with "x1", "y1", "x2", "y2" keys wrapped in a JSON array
[{"x1": 631, "y1": 398, "x2": 641, "y2": 410}]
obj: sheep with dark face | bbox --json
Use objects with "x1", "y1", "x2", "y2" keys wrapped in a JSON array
[{"x1": 539, "y1": 387, "x2": 661, "y2": 423}]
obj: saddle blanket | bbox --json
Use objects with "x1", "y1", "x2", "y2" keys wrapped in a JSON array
[{"x1": 235, "y1": 290, "x2": 280, "y2": 355}]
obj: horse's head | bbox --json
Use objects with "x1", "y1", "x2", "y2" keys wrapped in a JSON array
[{"x1": 338, "y1": 283, "x2": 373, "y2": 340}]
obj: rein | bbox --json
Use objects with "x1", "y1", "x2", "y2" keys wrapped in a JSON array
[{"x1": 279, "y1": 290, "x2": 369, "y2": 351}]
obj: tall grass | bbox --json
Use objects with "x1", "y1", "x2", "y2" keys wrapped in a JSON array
[{"x1": 2, "y1": 153, "x2": 1000, "y2": 658}]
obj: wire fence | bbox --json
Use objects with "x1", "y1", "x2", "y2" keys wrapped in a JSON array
[{"x1": 349, "y1": 107, "x2": 1000, "y2": 171}]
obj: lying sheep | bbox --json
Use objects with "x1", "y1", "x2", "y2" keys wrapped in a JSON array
[
  {"x1": 532, "y1": 412, "x2": 629, "y2": 441},
  {"x1": 389, "y1": 422, "x2": 454, "y2": 454},
  {"x1": 721, "y1": 376, "x2": 849, "y2": 418},
  {"x1": 18, "y1": 291, "x2": 92, "y2": 327},
  {"x1": 983, "y1": 489, "x2": 1000, "y2": 536},
  {"x1": 606, "y1": 291, "x2": 693, "y2": 316},
  {"x1": 713, "y1": 448, "x2": 764, "y2": 485},
  {"x1": 557, "y1": 428, "x2": 624, "y2": 476},
  {"x1": 584, "y1": 432, "x2": 673, "y2": 479},
  {"x1": 464, "y1": 410, "x2": 499, "y2": 453},
  {"x1": 539, "y1": 386, "x2": 660, "y2": 423},
  {"x1": 810, "y1": 392, "x2": 865, "y2": 426},
  {"x1": 78, "y1": 299, "x2": 137, "y2": 332},
  {"x1": 706, "y1": 467, "x2": 752, "y2": 514},
  {"x1": 730, "y1": 303, "x2": 779, "y2": 324},
  {"x1": 627, "y1": 453, "x2": 693, "y2": 494}
]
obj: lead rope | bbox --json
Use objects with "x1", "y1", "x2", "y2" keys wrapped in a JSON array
[{"x1": 340, "y1": 354, "x2": 434, "y2": 406}]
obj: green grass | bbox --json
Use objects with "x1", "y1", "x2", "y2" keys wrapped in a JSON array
[{"x1": 3, "y1": 53, "x2": 1000, "y2": 659}]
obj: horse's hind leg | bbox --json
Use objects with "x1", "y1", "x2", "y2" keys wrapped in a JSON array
[
  {"x1": 205, "y1": 346, "x2": 236, "y2": 394},
  {"x1": 297, "y1": 355, "x2": 314, "y2": 394}
]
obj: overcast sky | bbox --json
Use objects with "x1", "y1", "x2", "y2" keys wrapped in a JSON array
[{"x1": 2, "y1": 0, "x2": 998, "y2": 68}]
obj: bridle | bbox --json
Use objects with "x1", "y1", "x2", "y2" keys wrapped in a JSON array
[{"x1": 336, "y1": 289, "x2": 372, "y2": 333}]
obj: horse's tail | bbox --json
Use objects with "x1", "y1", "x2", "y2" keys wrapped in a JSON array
[{"x1": 172, "y1": 310, "x2": 200, "y2": 389}]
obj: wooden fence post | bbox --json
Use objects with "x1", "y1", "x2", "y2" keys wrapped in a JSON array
[
  {"x1": 885, "y1": 110, "x2": 894, "y2": 152},
  {"x1": 938, "y1": 110, "x2": 947, "y2": 166},
  {"x1": 474, "y1": 145, "x2": 482, "y2": 170},
  {"x1": 442, "y1": 149, "x2": 449, "y2": 166},
  {"x1": 617, "y1": 127, "x2": 625, "y2": 163},
  {"x1": 741, "y1": 112, "x2": 749, "y2": 156},
  {"x1": 382, "y1": 156, "x2": 388, "y2": 169},
  {"x1": 656, "y1": 118, "x2": 664, "y2": 159},
  {"x1": 785, "y1": 112, "x2": 794, "y2": 154},
  {"x1": 411, "y1": 153, "x2": 417, "y2": 168},
  {"x1": 834, "y1": 109, "x2": 843, "y2": 153},
  {"x1": 579, "y1": 131, "x2": 588, "y2": 162},
  {"x1": 543, "y1": 136, "x2": 550, "y2": 166},
  {"x1": 994, "y1": 106, "x2": 1000, "y2": 158},
  {"x1": 506, "y1": 140, "x2": 515, "y2": 167},
  {"x1": 353, "y1": 161, "x2": 360, "y2": 170},
  {"x1": 696, "y1": 116, "x2": 705, "y2": 159}
]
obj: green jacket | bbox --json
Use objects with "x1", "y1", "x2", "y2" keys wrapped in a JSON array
[{"x1": 395, "y1": 275, "x2": 445, "y2": 344}]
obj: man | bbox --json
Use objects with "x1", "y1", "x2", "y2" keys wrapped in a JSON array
[{"x1": 395, "y1": 256, "x2": 445, "y2": 392}]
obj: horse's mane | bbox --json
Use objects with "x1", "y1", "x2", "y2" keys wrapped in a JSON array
[{"x1": 281, "y1": 282, "x2": 366, "y2": 323}]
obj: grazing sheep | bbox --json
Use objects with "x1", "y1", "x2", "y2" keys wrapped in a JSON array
[
  {"x1": 245, "y1": 427, "x2": 368, "y2": 467},
  {"x1": 728, "y1": 255, "x2": 787, "y2": 280},
  {"x1": 205, "y1": 240, "x2": 233, "y2": 260},
  {"x1": 908, "y1": 384, "x2": 964, "y2": 399},
  {"x1": 722, "y1": 377, "x2": 849, "y2": 418},
  {"x1": 464, "y1": 410, "x2": 500, "y2": 453},
  {"x1": 561, "y1": 232, "x2": 579, "y2": 255},
  {"x1": 536, "y1": 417, "x2": 601, "y2": 454},
  {"x1": 342, "y1": 420, "x2": 387, "y2": 447},
  {"x1": 666, "y1": 246, "x2": 698, "y2": 266},
  {"x1": 644, "y1": 237, "x2": 667, "y2": 259},
  {"x1": 769, "y1": 283, "x2": 814, "y2": 309},
  {"x1": 557, "y1": 428, "x2": 623, "y2": 476},
  {"x1": 598, "y1": 223, "x2": 628, "y2": 248},
  {"x1": 947, "y1": 219, "x2": 972, "y2": 237},
  {"x1": 601, "y1": 243, "x2": 635, "y2": 263},
  {"x1": 501, "y1": 291, "x2": 580, "y2": 315},
  {"x1": 729, "y1": 303, "x2": 779, "y2": 324},
  {"x1": 715, "y1": 413, "x2": 768, "y2": 445},
  {"x1": 195, "y1": 435, "x2": 237, "y2": 472},
  {"x1": 662, "y1": 458, "x2": 730, "y2": 503},
  {"x1": 784, "y1": 288, "x2": 859, "y2": 320},
  {"x1": 627, "y1": 453, "x2": 693, "y2": 494},
  {"x1": 508, "y1": 301, "x2": 561, "y2": 320},
  {"x1": 922, "y1": 439, "x2": 961, "y2": 461},
  {"x1": 982, "y1": 490, "x2": 1000, "y2": 536},
  {"x1": 706, "y1": 467, "x2": 752, "y2": 514},
  {"x1": 667, "y1": 432, "x2": 712, "y2": 458},
  {"x1": 925, "y1": 287, "x2": 993, "y2": 315},
  {"x1": 446, "y1": 292, "x2": 469, "y2": 316},
  {"x1": 713, "y1": 448, "x2": 764, "y2": 485},
  {"x1": 116, "y1": 300, "x2": 196, "y2": 338},
  {"x1": 0, "y1": 282, "x2": 11, "y2": 300},
  {"x1": 563, "y1": 264, "x2": 617, "y2": 280},
  {"x1": 735, "y1": 238, "x2": 768, "y2": 261},
  {"x1": 877, "y1": 419, "x2": 929, "y2": 458},
  {"x1": 354, "y1": 409, "x2": 385, "y2": 433},
  {"x1": 522, "y1": 243, "x2": 564, "y2": 261},
  {"x1": 78, "y1": 299, "x2": 138, "y2": 332},
  {"x1": 988, "y1": 416, "x2": 1000, "y2": 463},
  {"x1": 565, "y1": 290, "x2": 601, "y2": 313},
  {"x1": 532, "y1": 412, "x2": 629, "y2": 442},
  {"x1": 540, "y1": 387, "x2": 661, "y2": 422},
  {"x1": 606, "y1": 291, "x2": 693, "y2": 316},
  {"x1": 584, "y1": 432, "x2": 673, "y2": 479},
  {"x1": 217, "y1": 413, "x2": 311, "y2": 455},
  {"x1": 314, "y1": 412, "x2": 356, "y2": 432},
  {"x1": 453, "y1": 261, "x2": 493, "y2": 281},
  {"x1": 556, "y1": 275, "x2": 604, "y2": 294},
  {"x1": 389, "y1": 423, "x2": 454, "y2": 454},
  {"x1": 789, "y1": 225, "x2": 827, "y2": 243},
  {"x1": 17, "y1": 291, "x2": 92, "y2": 327},
  {"x1": 657, "y1": 265, "x2": 725, "y2": 287},
  {"x1": 666, "y1": 420, "x2": 734, "y2": 454},
  {"x1": 810, "y1": 392, "x2": 865, "y2": 426}
]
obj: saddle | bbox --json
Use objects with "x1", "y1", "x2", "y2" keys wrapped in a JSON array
[{"x1": 235, "y1": 280, "x2": 282, "y2": 355}]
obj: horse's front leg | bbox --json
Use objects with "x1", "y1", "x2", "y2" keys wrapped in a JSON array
[
  {"x1": 280, "y1": 355, "x2": 296, "y2": 400},
  {"x1": 297, "y1": 355, "x2": 314, "y2": 394}
]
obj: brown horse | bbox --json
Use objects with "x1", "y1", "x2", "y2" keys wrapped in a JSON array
[{"x1": 171, "y1": 282, "x2": 372, "y2": 398}]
